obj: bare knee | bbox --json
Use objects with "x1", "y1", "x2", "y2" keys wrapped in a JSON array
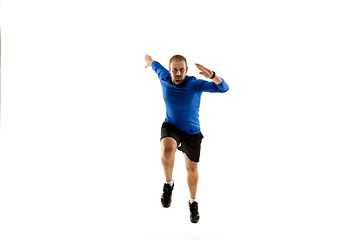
[
  {"x1": 161, "y1": 138, "x2": 177, "y2": 160},
  {"x1": 186, "y1": 163, "x2": 198, "y2": 175},
  {"x1": 162, "y1": 145, "x2": 176, "y2": 159}
]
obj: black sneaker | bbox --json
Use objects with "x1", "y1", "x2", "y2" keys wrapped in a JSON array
[
  {"x1": 161, "y1": 181, "x2": 174, "y2": 208},
  {"x1": 189, "y1": 201, "x2": 200, "y2": 223}
]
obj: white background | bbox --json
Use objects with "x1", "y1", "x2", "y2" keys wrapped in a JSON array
[{"x1": 1, "y1": 0, "x2": 360, "y2": 239}]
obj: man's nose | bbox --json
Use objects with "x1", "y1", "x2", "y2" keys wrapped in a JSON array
[{"x1": 176, "y1": 70, "x2": 181, "y2": 75}]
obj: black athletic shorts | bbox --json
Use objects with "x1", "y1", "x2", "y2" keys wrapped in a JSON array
[{"x1": 160, "y1": 122, "x2": 204, "y2": 163}]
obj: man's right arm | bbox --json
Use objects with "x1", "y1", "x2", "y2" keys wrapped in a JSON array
[
  {"x1": 144, "y1": 54, "x2": 155, "y2": 68},
  {"x1": 144, "y1": 54, "x2": 170, "y2": 80}
]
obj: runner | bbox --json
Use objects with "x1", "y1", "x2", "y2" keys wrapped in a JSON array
[{"x1": 145, "y1": 54, "x2": 229, "y2": 223}]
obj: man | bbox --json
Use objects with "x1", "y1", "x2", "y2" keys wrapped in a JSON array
[{"x1": 144, "y1": 54, "x2": 229, "y2": 223}]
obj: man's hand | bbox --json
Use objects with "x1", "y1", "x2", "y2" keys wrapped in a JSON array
[
  {"x1": 195, "y1": 63, "x2": 213, "y2": 78},
  {"x1": 145, "y1": 54, "x2": 155, "y2": 68},
  {"x1": 195, "y1": 63, "x2": 222, "y2": 84}
]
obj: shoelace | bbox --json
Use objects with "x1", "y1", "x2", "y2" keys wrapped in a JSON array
[
  {"x1": 190, "y1": 202, "x2": 199, "y2": 215},
  {"x1": 163, "y1": 184, "x2": 172, "y2": 198}
]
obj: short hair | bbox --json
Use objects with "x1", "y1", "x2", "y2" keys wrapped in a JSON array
[{"x1": 169, "y1": 55, "x2": 187, "y2": 68}]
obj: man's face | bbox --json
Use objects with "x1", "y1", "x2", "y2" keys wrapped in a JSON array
[{"x1": 169, "y1": 61, "x2": 188, "y2": 85}]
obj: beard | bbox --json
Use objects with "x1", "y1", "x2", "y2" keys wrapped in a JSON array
[{"x1": 172, "y1": 75, "x2": 186, "y2": 85}]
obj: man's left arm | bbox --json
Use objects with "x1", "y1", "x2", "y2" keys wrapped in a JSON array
[{"x1": 195, "y1": 63, "x2": 229, "y2": 92}]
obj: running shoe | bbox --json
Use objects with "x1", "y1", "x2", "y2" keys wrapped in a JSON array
[
  {"x1": 161, "y1": 181, "x2": 174, "y2": 208},
  {"x1": 189, "y1": 201, "x2": 200, "y2": 223}
]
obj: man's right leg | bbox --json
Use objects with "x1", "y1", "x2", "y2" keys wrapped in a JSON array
[
  {"x1": 160, "y1": 137, "x2": 177, "y2": 182},
  {"x1": 160, "y1": 137, "x2": 177, "y2": 208}
]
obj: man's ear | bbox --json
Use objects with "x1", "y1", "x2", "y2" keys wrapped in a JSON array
[{"x1": 186, "y1": 66, "x2": 189, "y2": 74}]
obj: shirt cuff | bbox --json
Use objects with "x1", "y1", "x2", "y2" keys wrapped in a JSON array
[
  {"x1": 151, "y1": 61, "x2": 159, "y2": 70},
  {"x1": 216, "y1": 78, "x2": 229, "y2": 92}
]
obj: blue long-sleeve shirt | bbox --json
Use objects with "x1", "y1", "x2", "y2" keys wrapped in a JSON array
[{"x1": 152, "y1": 61, "x2": 229, "y2": 134}]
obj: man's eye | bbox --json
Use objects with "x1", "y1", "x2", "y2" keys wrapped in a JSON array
[{"x1": 173, "y1": 69, "x2": 184, "y2": 72}]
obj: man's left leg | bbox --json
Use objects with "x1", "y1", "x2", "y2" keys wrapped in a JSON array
[
  {"x1": 185, "y1": 153, "x2": 200, "y2": 223},
  {"x1": 184, "y1": 153, "x2": 198, "y2": 199}
]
